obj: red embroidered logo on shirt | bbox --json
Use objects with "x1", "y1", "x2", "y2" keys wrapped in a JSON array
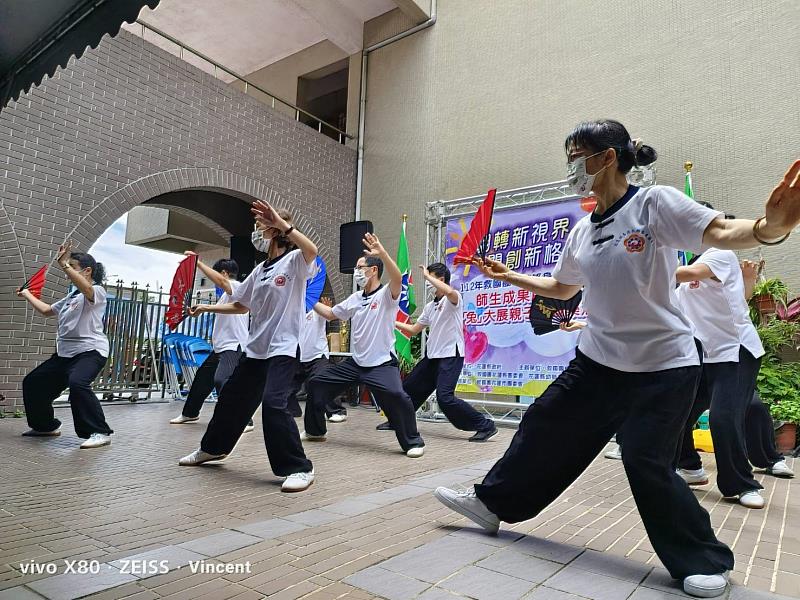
[
  {"x1": 274, "y1": 275, "x2": 287, "y2": 287},
  {"x1": 370, "y1": 302, "x2": 378, "y2": 310},
  {"x1": 623, "y1": 233, "x2": 646, "y2": 253},
  {"x1": 689, "y1": 280, "x2": 700, "y2": 289}
]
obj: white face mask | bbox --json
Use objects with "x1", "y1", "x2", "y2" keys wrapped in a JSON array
[
  {"x1": 353, "y1": 269, "x2": 370, "y2": 288},
  {"x1": 251, "y1": 228, "x2": 270, "y2": 253},
  {"x1": 566, "y1": 151, "x2": 608, "y2": 196}
]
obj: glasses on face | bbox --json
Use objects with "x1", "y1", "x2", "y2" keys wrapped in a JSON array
[{"x1": 566, "y1": 149, "x2": 605, "y2": 167}]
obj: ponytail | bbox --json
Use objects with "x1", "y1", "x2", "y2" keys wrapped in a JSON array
[{"x1": 70, "y1": 252, "x2": 105, "y2": 285}]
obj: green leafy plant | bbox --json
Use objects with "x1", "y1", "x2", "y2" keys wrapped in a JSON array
[
  {"x1": 752, "y1": 278, "x2": 790, "y2": 303},
  {"x1": 757, "y1": 361, "x2": 800, "y2": 424},
  {"x1": 757, "y1": 319, "x2": 800, "y2": 358}
]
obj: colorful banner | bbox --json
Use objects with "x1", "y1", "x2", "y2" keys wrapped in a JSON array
[{"x1": 445, "y1": 197, "x2": 592, "y2": 397}]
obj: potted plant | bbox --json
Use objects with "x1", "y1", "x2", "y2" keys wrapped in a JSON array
[
  {"x1": 757, "y1": 362, "x2": 800, "y2": 453},
  {"x1": 750, "y1": 278, "x2": 789, "y2": 319},
  {"x1": 756, "y1": 319, "x2": 800, "y2": 454}
]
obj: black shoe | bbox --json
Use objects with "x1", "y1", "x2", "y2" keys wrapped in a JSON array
[
  {"x1": 376, "y1": 421, "x2": 394, "y2": 431},
  {"x1": 468, "y1": 427, "x2": 498, "y2": 442}
]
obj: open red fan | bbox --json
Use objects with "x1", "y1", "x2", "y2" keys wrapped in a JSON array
[
  {"x1": 20, "y1": 264, "x2": 48, "y2": 299},
  {"x1": 165, "y1": 254, "x2": 198, "y2": 331},
  {"x1": 453, "y1": 188, "x2": 496, "y2": 265},
  {"x1": 529, "y1": 291, "x2": 583, "y2": 335}
]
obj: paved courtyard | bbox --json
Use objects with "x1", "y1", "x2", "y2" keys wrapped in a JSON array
[{"x1": 0, "y1": 400, "x2": 797, "y2": 600}]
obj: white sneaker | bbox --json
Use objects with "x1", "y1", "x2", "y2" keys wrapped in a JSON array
[
  {"x1": 22, "y1": 427, "x2": 61, "y2": 437},
  {"x1": 604, "y1": 443, "x2": 622, "y2": 460},
  {"x1": 738, "y1": 490, "x2": 765, "y2": 509},
  {"x1": 170, "y1": 415, "x2": 199, "y2": 424},
  {"x1": 281, "y1": 470, "x2": 315, "y2": 492},
  {"x1": 767, "y1": 459, "x2": 794, "y2": 478},
  {"x1": 406, "y1": 446, "x2": 425, "y2": 458},
  {"x1": 178, "y1": 449, "x2": 227, "y2": 466},
  {"x1": 80, "y1": 433, "x2": 111, "y2": 449},
  {"x1": 300, "y1": 431, "x2": 326, "y2": 442},
  {"x1": 683, "y1": 572, "x2": 728, "y2": 597},
  {"x1": 243, "y1": 423, "x2": 255, "y2": 433},
  {"x1": 433, "y1": 486, "x2": 500, "y2": 534},
  {"x1": 677, "y1": 468, "x2": 709, "y2": 486},
  {"x1": 327, "y1": 414, "x2": 347, "y2": 423}
]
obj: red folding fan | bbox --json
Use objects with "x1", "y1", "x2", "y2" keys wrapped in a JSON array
[
  {"x1": 454, "y1": 188, "x2": 497, "y2": 265},
  {"x1": 20, "y1": 264, "x2": 48, "y2": 299}
]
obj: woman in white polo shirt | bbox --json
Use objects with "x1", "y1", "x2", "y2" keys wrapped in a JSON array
[
  {"x1": 178, "y1": 202, "x2": 317, "y2": 493},
  {"x1": 17, "y1": 243, "x2": 113, "y2": 449},
  {"x1": 170, "y1": 256, "x2": 252, "y2": 431},
  {"x1": 434, "y1": 119, "x2": 800, "y2": 598},
  {"x1": 675, "y1": 251, "x2": 793, "y2": 500}
]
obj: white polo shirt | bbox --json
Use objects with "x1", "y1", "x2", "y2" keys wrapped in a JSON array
[
  {"x1": 51, "y1": 286, "x2": 110, "y2": 358},
  {"x1": 212, "y1": 280, "x2": 249, "y2": 353},
  {"x1": 299, "y1": 309, "x2": 330, "y2": 363},
  {"x1": 675, "y1": 248, "x2": 765, "y2": 363},
  {"x1": 332, "y1": 284, "x2": 399, "y2": 367},
  {"x1": 418, "y1": 294, "x2": 464, "y2": 359},
  {"x1": 232, "y1": 249, "x2": 314, "y2": 360},
  {"x1": 553, "y1": 185, "x2": 722, "y2": 373}
]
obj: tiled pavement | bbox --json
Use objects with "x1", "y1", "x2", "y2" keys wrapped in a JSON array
[{"x1": 0, "y1": 401, "x2": 797, "y2": 599}]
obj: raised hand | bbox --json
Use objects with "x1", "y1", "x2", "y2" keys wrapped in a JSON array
[
  {"x1": 419, "y1": 264, "x2": 430, "y2": 279},
  {"x1": 362, "y1": 232, "x2": 386, "y2": 257},
  {"x1": 252, "y1": 200, "x2": 288, "y2": 232},
  {"x1": 320, "y1": 296, "x2": 333, "y2": 308},
  {"x1": 763, "y1": 160, "x2": 800, "y2": 238},
  {"x1": 183, "y1": 250, "x2": 198, "y2": 257},
  {"x1": 56, "y1": 239, "x2": 74, "y2": 268},
  {"x1": 472, "y1": 257, "x2": 511, "y2": 281},
  {"x1": 740, "y1": 259, "x2": 760, "y2": 283}
]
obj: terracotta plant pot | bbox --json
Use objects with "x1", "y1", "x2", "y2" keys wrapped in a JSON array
[
  {"x1": 755, "y1": 295, "x2": 776, "y2": 316},
  {"x1": 775, "y1": 422, "x2": 798, "y2": 454}
]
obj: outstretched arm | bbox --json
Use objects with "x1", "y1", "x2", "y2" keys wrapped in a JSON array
[
  {"x1": 740, "y1": 259, "x2": 762, "y2": 300},
  {"x1": 314, "y1": 301, "x2": 338, "y2": 322},
  {"x1": 675, "y1": 263, "x2": 717, "y2": 284},
  {"x1": 188, "y1": 251, "x2": 232, "y2": 295},
  {"x1": 17, "y1": 288, "x2": 54, "y2": 316},
  {"x1": 702, "y1": 160, "x2": 800, "y2": 249},
  {"x1": 189, "y1": 302, "x2": 249, "y2": 316},
  {"x1": 473, "y1": 258, "x2": 581, "y2": 300},
  {"x1": 396, "y1": 321, "x2": 425, "y2": 336}
]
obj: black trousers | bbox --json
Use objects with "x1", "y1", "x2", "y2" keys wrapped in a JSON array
[
  {"x1": 677, "y1": 347, "x2": 762, "y2": 497},
  {"x1": 404, "y1": 355, "x2": 493, "y2": 432},
  {"x1": 745, "y1": 391, "x2": 784, "y2": 468},
  {"x1": 474, "y1": 349, "x2": 733, "y2": 580},
  {"x1": 23, "y1": 351, "x2": 112, "y2": 439},
  {"x1": 307, "y1": 357, "x2": 424, "y2": 451},
  {"x1": 286, "y1": 357, "x2": 347, "y2": 418},
  {"x1": 200, "y1": 355, "x2": 312, "y2": 476},
  {"x1": 182, "y1": 349, "x2": 242, "y2": 418}
]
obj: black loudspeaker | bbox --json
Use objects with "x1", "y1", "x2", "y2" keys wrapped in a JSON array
[
  {"x1": 230, "y1": 235, "x2": 257, "y2": 280},
  {"x1": 339, "y1": 220, "x2": 374, "y2": 274}
]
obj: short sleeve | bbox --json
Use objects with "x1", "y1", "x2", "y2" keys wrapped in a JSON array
[
  {"x1": 382, "y1": 284, "x2": 400, "y2": 311},
  {"x1": 652, "y1": 186, "x2": 722, "y2": 254},
  {"x1": 417, "y1": 302, "x2": 433, "y2": 326},
  {"x1": 552, "y1": 231, "x2": 584, "y2": 285},
  {"x1": 698, "y1": 249, "x2": 736, "y2": 283},
  {"x1": 51, "y1": 296, "x2": 68, "y2": 313},
  {"x1": 91, "y1": 285, "x2": 107, "y2": 306},
  {"x1": 231, "y1": 267, "x2": 257, "y2": 309},
  {"x1": 332, "y1": 293, "x2": 359, "y2": 321},
  {"x1": 291, "y1": 249, "x2": 316, "y2": 278}
]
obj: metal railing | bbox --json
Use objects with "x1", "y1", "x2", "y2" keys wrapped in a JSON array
[
  {"x1": 88, "y1": 280, "x2": 218, "y2": 402},
  {"x1": 131, "y1": 20, "x2": 353, "y2": 144}
]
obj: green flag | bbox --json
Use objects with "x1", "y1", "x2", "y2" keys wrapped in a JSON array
[
  {"x1": 394, "y1": 219, "x2": 416, "y2": 363},
  {"x1": 681, "y1": 163, "x2": 696, "y2": 265}
]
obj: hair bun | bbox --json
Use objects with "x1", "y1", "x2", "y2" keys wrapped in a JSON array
[{"x1": 635, "y1": 144, "x2": 658, "y2": 167}]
